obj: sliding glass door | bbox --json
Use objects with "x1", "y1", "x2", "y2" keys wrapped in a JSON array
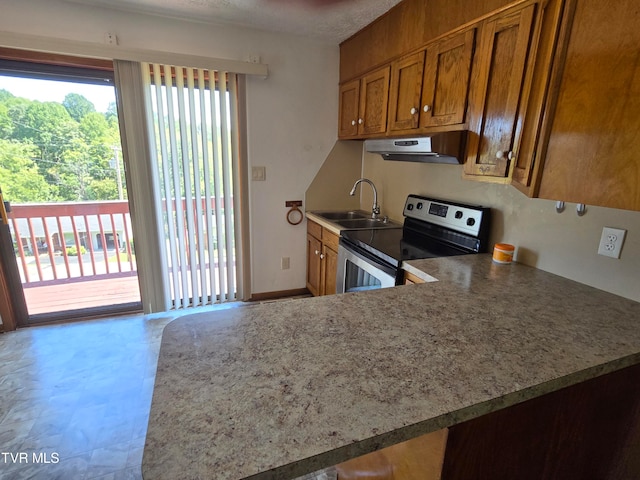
[
  {"x1": 0, "y1": 52, "x2": 248, "y2": 328},
  {"x1": 0, "y1": 59, "x2": 142, "y2": 324}
]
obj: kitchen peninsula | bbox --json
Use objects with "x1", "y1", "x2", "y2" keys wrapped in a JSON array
[{"x1": 143, "y1": 255, "x2": 640, "y2": 479}]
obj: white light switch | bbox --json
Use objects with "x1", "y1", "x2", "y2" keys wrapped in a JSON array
[{"x1": 252, "y1": 166, "x2": 266, "y2": 181}]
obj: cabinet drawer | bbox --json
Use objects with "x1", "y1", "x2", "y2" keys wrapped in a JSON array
[
  {"x1": 322, "y1": 229, "x2": 339, "y2": 251},
  {"x1": 307, "y1": 219, "x2": 322, "y2": 239}
]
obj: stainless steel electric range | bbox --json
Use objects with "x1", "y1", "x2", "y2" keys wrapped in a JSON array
[{"x1": 336, "y1": 195, "x2": 491, "y2": 293}]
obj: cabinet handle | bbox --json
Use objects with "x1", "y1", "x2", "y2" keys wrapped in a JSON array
[
  {"x1": 320, "y1": 253, "x2": 325, "y2": 260},
  {"x1": 423, "y1": 105, "x2": 430, "y2": 113},
  {"x1": 410, "y1": 107, "x2": 417, "y2": 115},
  {"x1": 496, "y1": 150, "x2": 504, "y2": 159},
  {"x1": 351, "y1": 120, "x2": 356, "y2": 126},
  {"x1": 508, "y1": 151, "x2": 515, "y2": 160},
  {"x1": 358, "y1": 118, "x2": 363, "y2": 125},
  {"x1": 314, "y1": 250, "x2": 320, "y2": 255}
]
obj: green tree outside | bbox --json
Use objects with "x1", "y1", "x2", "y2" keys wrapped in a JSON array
[
  {"x1": 63, "y1": 92, "x2": 96, "y2": 122},
  {"x1": 0, "y1": 87, "x2": 124, "y2": 203},
  {"x1": 0, "y1": 139, "x2": 54, "y2": 202}
]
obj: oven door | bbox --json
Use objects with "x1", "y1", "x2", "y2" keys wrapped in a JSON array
[{"x1": 337, "y1": 243, "x2": 397, "y2": 294}]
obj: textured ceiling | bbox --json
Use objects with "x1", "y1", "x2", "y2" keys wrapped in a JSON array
[{"x1": 62, "y1": 0, "x2": 404, "y2": 43}]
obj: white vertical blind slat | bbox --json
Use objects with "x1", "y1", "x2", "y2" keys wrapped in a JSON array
[
  {"x1": 219, "y1": 72, "x2": 235, "y2": 302},
  {"x1": 198, "y1": 69, "x2": 218, "y2": 303},
  {"x1": 185, "y1": 68, "x2": 205, "y2": 306},
  {"x1": 151, "y1": 63, "x2": 181, "y2": 307},
  {"x1": 209, "y1": 70, "x2": 226, "y2": 300},
  {"x1": 163, "y1": 65, "x2": 189, "y2": 308},
  {"x1": 174, "y1": 67, "x2": 197, "y2": 309},
  {"x1": 228, "y1": 73, "x2": 244, "y2": 298}
]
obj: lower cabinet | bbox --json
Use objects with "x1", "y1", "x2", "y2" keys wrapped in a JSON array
[
  {"x1": 333, "y1": 363, "x2": 640, "y2": 480},
  {"x1": 306, "y1": 220, "x2": 339, "y2": 296},
  {"x1": 323, "y1": 241, "x2": 338, "y2": 296},
  {"x1": 403, "y1": 270, "x2": 426, "y2": 285},
  {"x1": 306, "y1": 232, "x2": 323, "y2": 297},
  {"x1": 336, "y1": 429, "x2": 448, "y2": 480}
]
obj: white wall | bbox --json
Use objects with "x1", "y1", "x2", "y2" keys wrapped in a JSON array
[
  {"x1": 0, "y1": 0, "x2": 339, "y2": 296},
  {"x1": 361, "y1": 152, "x2": 640, "y2": 302}
]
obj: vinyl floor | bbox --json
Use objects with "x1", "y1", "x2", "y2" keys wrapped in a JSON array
[{"x1": 0, "y1": 303, "x2": 242, "y2": 479}]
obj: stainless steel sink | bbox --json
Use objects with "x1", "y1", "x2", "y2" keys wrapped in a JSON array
[
  {"x1": 311, "y1": 210, "x2": 401, "y2": 229},
  {"x1": 333, "y1": 218, "x2": 401, "y2": 229},
  {"x1": 312, "y1": 210, "x2": 370, "y2": 220}
]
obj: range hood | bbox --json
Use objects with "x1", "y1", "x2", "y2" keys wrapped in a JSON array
[{"x1": 364, "y1": 131, "x2": 467, "y2": 164}]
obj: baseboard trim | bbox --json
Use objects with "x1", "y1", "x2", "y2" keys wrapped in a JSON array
[{"x1": 249, "y1": 288, "x2": 310, "y2": 302}]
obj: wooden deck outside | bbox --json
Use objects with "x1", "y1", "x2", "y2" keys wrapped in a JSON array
[{"x1": 23, "y1": 274, "x2": 141, "y2": 316}]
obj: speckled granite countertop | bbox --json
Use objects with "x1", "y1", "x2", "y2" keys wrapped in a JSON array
[{"x1": 143, "y1": 255, "x2": 640, "y2": 480}]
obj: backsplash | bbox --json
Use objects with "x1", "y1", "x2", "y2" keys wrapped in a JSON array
[{"x1": 360, "y1": 150, "x2": 640, "y2": 302}]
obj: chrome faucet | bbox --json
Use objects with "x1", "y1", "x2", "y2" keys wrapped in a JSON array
[{"x1": 349, "y1": 178, "x2": 380, "y2": 218}]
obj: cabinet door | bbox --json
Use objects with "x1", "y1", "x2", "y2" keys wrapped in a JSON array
[
  {"x1": 420, "y1": 29, "x2": 476, "y2": 128},
  {"x1": 339, "y1": 79, "x2": 361, "y2": 138},
  {"x1": 388, "y1": 50, "x2": 426, "y2": 132},
  {"x1": 534, "y1": 0, "x2": 640, "y2": 210},
  {"x1": 358, "y1": 66, "x2": 391, "y2": 136},
  {"x1": 306, "y1": 233, "x2": 322, "y2": 297},
  {"x1": 404, "y1": 271, "x2": 426, "y2": 285},
  {"x1": 323, "y1": 244, "x2": 338, "y2": 296},
  {"x1": 336, "y1": 429, "x2": 448, "y2": 480},
  {"x1": 463, "y1": 4, "x2": 536, "y2": 181},
  {"x1": 510, "y1": 0, "x2": 566, "y2": 196},
  {"x1": 441, "y1": 363, "x2": 640, "y2": 479}
]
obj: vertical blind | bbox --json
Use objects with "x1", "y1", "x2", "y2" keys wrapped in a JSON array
[{"x1": 143, "y1": 63, "x2": 243, "y2": 308}]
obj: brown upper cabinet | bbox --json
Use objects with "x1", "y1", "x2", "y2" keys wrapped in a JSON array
[
  {"x1": 514, "y1": 0, "x2": 640, "y2": 211},
  {"x1": 339, "y1": 0, "x2": 512, "y2": 83},
  {"x1": 420, "y1": 29, "x2": 476, "y2": 129},
  {"x1": 463, "y1": 3, "x2": 537, "y2": 181},
  {"x1": 338, "y1": 79, "x2": 360, "y2": 138},
  {"x1": 340, "y1": 0, "x2": 640, "y2": 211},
  {"x1": 339, "y1": 65, "x2": 391, "y2": 138},
  {"x1": 387, "y1": 50, "x2": 426, "y2": 132},
  {"x1": 388, "y1": 28, "x2": 476, "y2": 134}
]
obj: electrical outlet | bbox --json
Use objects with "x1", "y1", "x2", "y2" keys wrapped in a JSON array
[
  {"x1": 104, "y1": 32, "x2": 118, "y2": 45},
  {"x1": 597, "y1": 227, "x2": 626, "y2": 258},
  {"x1": 281, "y1": 257, "x2": 290, "y2": 270}
]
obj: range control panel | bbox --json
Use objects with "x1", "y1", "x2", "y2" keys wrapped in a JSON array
[{"x1": 403, "y1": 195, "x2": 488, "y2": 237}]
